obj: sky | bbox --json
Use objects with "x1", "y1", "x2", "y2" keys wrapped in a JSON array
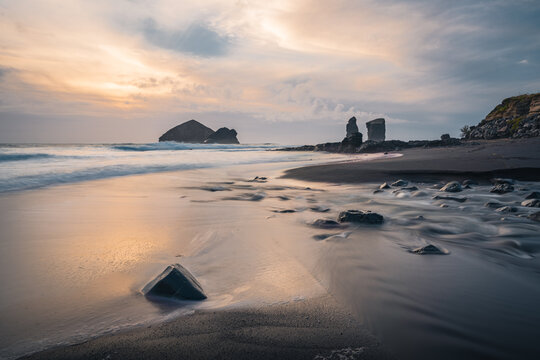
[{"x1": 1, "y1": 0, "x2": 539, "y2": 144}]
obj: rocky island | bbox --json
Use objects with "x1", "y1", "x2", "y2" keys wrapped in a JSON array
[{"x1": 159, "y1": 120, "x2": 240, "y2": 144}]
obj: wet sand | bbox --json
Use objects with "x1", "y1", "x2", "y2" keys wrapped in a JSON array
[
  {"x1": 21, "y1": 296, "x2": 394, "y2": 360},
  {"x1": 283, "y1": 138, "x2": 540, "y2": 183}
]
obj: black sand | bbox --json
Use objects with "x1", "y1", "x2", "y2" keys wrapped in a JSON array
[
  {"x1": 20, "y1": 296, "x2": 395, "y2": 360},
  {"x1": 283, "y1": 138, "x2": 540, "y2": 184}
]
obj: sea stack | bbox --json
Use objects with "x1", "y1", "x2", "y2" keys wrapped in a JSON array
[
  {"x1": 159, "y1": 120, "x2": 214, "y2": 143},
  {"x1": 204, "y1": 127, "x2": 239, "y2": 144},
  {"x1": 366, "y1": 118, "x2": 386, "y2": 142},
  {"x1": 340, "y1": 117, "x2": 363, "y2": 152}
]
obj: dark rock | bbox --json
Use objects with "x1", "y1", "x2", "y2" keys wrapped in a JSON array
[
  {"x1": 310, "y1": 206, "x2": 330, "y2": 212},
  {"x1": 485, "y1": 201, "x2": 503, "y2": 208},
  {"x1": 490, "y1": 183, "x2": 514, "y2": 194},
  {"x1": 529, "y1": 211, "x2": 540, "y2": 222},
  {"x1": 159, "y1": 120, "x2": 215, "y2": 143},
  {"x1": 379, "y1": 182, "x2": 390, "y2": 189},
  {"x1": 440, "y1": 181, "x2": 462, "y2": 192},
  {"x1": 338, "y1": 210, "x2": 384, "y2": 224},
  {"x1": 346, "y1": 117, "x2": 359, "y2": 137},
  {"x1": 391, "y1": 179, "x2": 408, "y2": 187},
  {"x1": 311, "y1": 219, "x2": 342, "y2": 228},
  {"x1": 272, "y1": 209, "x2": 296, "y2": 213},
  {"x1": 373, "y1": 189, "x2": 384, "y2": 194},
  {"x1": 204, "y1": 127, "x2": 239, "y2": 144},
  {"x1": 521, "y1": 199, "x2": 540, "y2": 207},
  {"x1": 223, "y1": 192, "x2": 266, "y2": 201},
  {"x1": 440, "y1": 134, "x2": 450, "y2": 140},
  {"x1": 491, "y1": 178, "x2": 515, "y2": 185},
  {"x1": 340, "y1": 133, "x2": 363, "y2": 152},
  {"x1": 142, "y1": 263, "x2": 206, "y2": 301},
  {"x1": 248, "y1": 176, "x2": 267, "y2": 183},
  {"x1": 411, "y1": 244, "x2": 448, "y2": 255},
  {"x1": 433, "y1": 195, "x2": 467, "y2": 203},
  {"x1": 400, "y1": 186, "x2": 419, "y2": 191},
  {"x1": 525, "y1": 191, "x2": 540, "y2": 199},
  {"x1": 463, "y1": 179, "x2": 479, "y2": 186},
  {"x1": 200, "y1": 186, "x2": 231, "y2": 192},
  {"x1": 495, "y1": 206, "x2": 518, "y2": 212},
  {"x1": 365, "y1": 118, "x2": 386, "y2": 142},
  {"x1": 414, "y1": 215, "x2": 425, "y2": 221}
]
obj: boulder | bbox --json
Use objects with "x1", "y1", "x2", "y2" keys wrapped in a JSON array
[
  {"x1": 159, "y1": 120, "x2": 215, "y2": 143},
  {"x1": 346, "y1": 117, "x2": 359, "y2": 137},
  {"x1": 495, "y1": 206, "x2": 518, "y2": 212},
  {"x1": 365, "y1": 118, "x2": 386, "y2": 142},
  {"x1": 142, "y1": 263, "x2": 206, "y2": 301},
  {"x1": 440, "y1": 181, "x2": 462, "y2": 192},
  {"x1": 412, "y1": 244, "x2": 448, "y2": 255},
  {"x1": 525, "y1": 191, "x2": 540, "y2": 199},
  {"x1": 338, "y1": 210, "x2": 384, "y2": 224},
  {"x1": 204, "y1": 127, "x2": 240, "y2": 144},
  {"x1": 433, "y1": 195, "x2": 467, "y2": 203},
  {"x1": 311, "y1": 219, "x2": 342, "y2": 228},
  {"x1": 391, "y1": 179, "x2": 408, "y2": 187},
  {"x1": 485, "y1": 201, "x2": 503, "y2": 208},
  {"x1": 521, "y1": 199, "x2": 540, "y2": 207},
  {"x1": 379, "y1": 182, "x2": 390, "y2": 189},
  {"x1": 490, "y1": 183, "x2": 514, "y2": 194}
]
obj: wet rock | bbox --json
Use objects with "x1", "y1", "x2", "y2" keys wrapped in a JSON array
[
  {"x1": 401, "y1": 186, "x2": 419, "y2": 192},
  {"x1": 411, "y1": 244, "x2": 448, "y2": 255},
  {"x1": 414, "y1": 215, "x2": 425, "y2": 221},
  {"x1": 391, "y1": 179, "x2": 408, "y2": 187},
  {"x1": 379, "y1": 182, "x2": 390, "y2": 189},
  {"x1": 440, "y1": 204, "x2": 449, "y2": 208},
  {"x1": 521, "y1": 199, "x2": 540, "y2": 207},
  {"x1": 462, "y1": 179, "x2": 478, "y2": 186},
  {"x1": 338, "y1": 210, "x2": 384, "y2": 224},
  {"x1": 529, "y1": 211, "x2": 540, "y2": 222},
  {"x1": 310, "y1": 206, "x2": 330, "y2": 212},
  {"x1": 311, "y1": 219, "x2": 342, "y2": 228},
  {"x1": 272, "y1": 209, "x2": 296, "y2": 213},
  {"x1": 495, "y1": 206, "x2": 518, "y2": 212},
  {"x1": 433, "y1": 195, "x2": 467, "y2": 203},
  {"x1": 159, "y1": 120, "x2": 215, "y2": 143},
  {"x1": 223, "y1": 192, "x2": 266, "y2": 201},
  {"x1": 440, "y1": 181, "x2": 462, "y2": 192},
  {"x1": 200, "y1": 186, "x2": 231, "y2": 192},
  {"x1": 248, "y1": 176, "x2": 268, "y2": 183},
  {"x1": 525, "y1": 191, "x2": 540, "y2": 199},
  {"x1": 276, "y1": 195, "x2": 291, "y2": 201},
  {"x1": 490, "y1": 183, "x2": 514, "y2": 194},
  {"x1": 373, "y1": 189, "x2": 384, "y2": 194},
  {"x1": 485, "y1": 201, "x2": 503, "y2": 208},
  {"x1": 142, "y1": 264, "x2": 206, "y2": 301}
]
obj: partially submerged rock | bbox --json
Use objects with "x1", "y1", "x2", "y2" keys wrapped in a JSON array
[
  {"x1": 411, "y1": 244, "x2": 448, "y2": 255},
  {"x1": 529, "y1": 211, "x2": 540, "y2": 222},
  {"x1": 491, "y1": 178, "x2": 515, "y2": 185},
  {"x1": 521, "y1": 199, "x2": 540, "y2": 207},
  {"x1": 142, "y1": 264, "x2": 206, "y2": 301},
  {"x1": 248, "y1": 176, "x2": 268, "y2": 183},
  {"x1": 525, "y1": 191, "x2": 540, "y2": 199},
  {"x1": 391, "y1": 179, "x2": 408, "y2": 187},
  {"x1": 311, "y1": 219, "x2": 342, "y2": 228},
  {"x1": 379, "y1": 182, "x2": 390, "y2": 189},
  {"x1": 158, "y1": 120, "x2": 214, "y2": 143},
  {"x1": 485, "y1": 201, "x2": 503, "y2": 208},
  {"x1": 310, "y1": 206, "x2": 330, "y2": 212},
  {"x1": 462, "y1": 179, "x2": 479, "y2": 186},
  {"x1": 338, "y1": 210, "x2": 384, "y2": 224},
  {"x1": 433, "y1": 195, "x2": 467, "y2": 203},
  {"x1": 495, "y1": 206, "x2": 518, "y2": 213},
  {"x1": 490, "y1": 183, "x2": 514, "y2": 194},
  {"x1": 440, "y1": 181, "x2": 462, "y2": 192}
]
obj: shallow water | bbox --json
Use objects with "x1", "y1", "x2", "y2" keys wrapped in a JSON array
[{"x1": 1, "y1": 146, "x2": 540, "y2": 359}]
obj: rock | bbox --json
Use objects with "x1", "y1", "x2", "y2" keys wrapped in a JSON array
[
  {"x1": 142, "y1": 263, "x2": 206, "y2": 301},
  {"x1": 338, "y1": 210, "x2": 384, "y2": 224},
  {"x1": 463, "y1": 179, "x2": 479, "y2": 186},
  {"x1": 311, "y1": 219, "x2": 342, "y2": 228},
  {"x1": 521, "y1": 199, "x2": 540, "y2": 207},
  {"x1": 433, "y1": 195, "x2": 467, "y2": 203},
  {"x1": 440, "y1": 181, "x2": 462, "y2": 192},
  {"x1": 529, "y1": 211, "x2": 540, "y2": 222},
  {"x1": 379, "y1": 182, "x2": 390, "y2": 189},
  {"x1": 414, "y1": 215, "x2": 425, "y2": 221},
  {"x1": 525, "y1": 191, "x2": 540, "y2": 199},
  {"x1": 159, "y1": 120, "x2": 215, "y2": 143},
  {"x1": 495, "y1": 206, "x2": 518, "y2": 212},
  {"x1": 346, "y1": 117, "x2": 359, "y2": 137},
  {"x1": 340, "y1": 133, "x2": 363, "y2": 152},
  {"x1": 310, "y1": 206, "x2": 330, "y2": 212},
  {"x1": 490, "y1": 183, "x2": 514, "y2": 194},
  {"x1": 439, "y1": 204, "x2": 449, "y2": 208},
  {"x1": 391, "y1": 179, "x2": 408, "y2": 187},
  {"x1": 485, "y1": 201, "x2": 503, "y2": 208},
  {"x1": 491, "y1": 178, "x2": 515, "y2": 185},
  {"x1": 373, "y1": 189, "x2": 384, "y2": 194},
  {"x1": 365, "y1": 118, "x2": 386, "y2": 142},
  {"x1": 204, "y1": 127, "x2": 239, "y2": 144},
  {"x1": 411, "y1": 244, "x2": 448, "y2": 255},
  {"x1": 272, "y1": 209, "x2": 296, "y2": 213},
  {"x1": 440, "y1": 134, "x2": 450, "y2": 140},
  {"x1": 223, "y1": 192, "x2": 266, "y2": 201},
  {"x1": 400, "y1": 186, "x2": 419, "y2": 191},
  {"x1": 248, "y1": 176, "x2": 267, "y2": 182}
]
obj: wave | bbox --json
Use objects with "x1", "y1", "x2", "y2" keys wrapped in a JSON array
[
  {"x1": 112, "y1": 142, "x2": 280, "y2": 152},
  {"x1": 0, "y1": 153, "x2": 55, "y2": 162}
]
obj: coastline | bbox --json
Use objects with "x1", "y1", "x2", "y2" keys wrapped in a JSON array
[
  {"x1": 20, "y1": 295, "x2": 395, "y2": 360},
  {"x1": 282, "y1": 138, "x2": 540, "y2": 184}
]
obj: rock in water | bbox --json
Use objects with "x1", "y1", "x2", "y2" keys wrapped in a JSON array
[
  {"x1": 346, "y1": 117, "x2": 359, "y2": 137},
  {"x1": 490, "y1": 183, "x2": 514, "y2": 194},
  {"x1": 338, "y1": 210, "x2": 384, "y2": 224},
  {"x1": 365, "y1": 118, "x2": 386, "y2": 142},
  {"x1": 412, "y1": 244, "x2": 448, "y2": 255},
  {"x1": 204, "y1": 127, "x2": 240, "y2": 144},
  {"x1": 433, "y1": 195, "x2": 467, "y2": 203},
  {"x1": 159, "y1": 120, "x2": 215, "y2": 143},
  {"x1": 142, "y1": 264, "x2": 206, "y2": 301},
  {"x1": 440, "y1": 181, "x2": 462, "y2": 192},
  {"x1": 379, "y1": 182, "x2": 390, "y2": 189},
  {"x1": 496, "y1": 206, "x2": 518, "y2": 212},
  {"x1": 521, "y1": 199, "x2": 540, "y2": 207},
  {"x1": 525, "y1": 191, "x2": 540, "y2": 199},
  {"x1": 391, "y1": 179, "x2": 408, "y2": 187},
  {"x1": 529, "y1": 211, "x2": 540, "y2": 222},
  {"x1": 311, "y1": 219, "x2": 342, "y2": 228}
]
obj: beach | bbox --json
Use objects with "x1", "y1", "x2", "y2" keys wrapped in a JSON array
[{"x1": 2, "y1": 141, "x2": 540, "y2": 360}]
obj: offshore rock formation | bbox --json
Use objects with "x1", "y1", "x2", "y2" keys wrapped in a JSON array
[
  {"x1": 365, "y1": 118, "x2": 386, "y2": 142},
  {"x1": 346, "y1": 117, "x2": 359, "y2": 137},
  {"x1": 464, "y1": 93, "x2": 540, "y2": 140},
  {"x1": 204, "y1": 127, "x2": 239, "y2": 144}
]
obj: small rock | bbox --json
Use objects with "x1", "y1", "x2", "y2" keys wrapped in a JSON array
[
  {"x1": 248, "y1": 176, "x2": 268, "y2": 183},
  {"x1": 311, "y1": 219, "x2": 342, "y2": 228},
  {"x1": 495, "y1": 206, "x2": 518, "y2": 213},
  {"x1": 401, "y1": 186, "x2": 419, "y2": 191},
  {"x1": 440, "y1": 204, "x2": 449, "y2": 208},
  {"x1": 142, "y1": 264, "x2": 206, "y2": 301},
  {"x1": 412, "y1": 244, "x2": 448, "y2": 255},
  {"x1": 338, "y1": 210, "x2": 384, "y2": 224},
  {"x1": 272, "y1": 209, "x2": 296, "y2": 213},
  {"x1": 490, "y1": 183, "x2": 514, "y2": 194},
  {"x1": 373, "y1": 189, "x2": 384, "y2": 194},
  {"x1": 525, "y1": 192, "x2": 540, "y2": 200},
  {"x1": 521, "y1": 199, "x2": 540, "y2": 207},
  {"x1": 440, "y1": 181, "x2": 462, "y2": 192},
  {"x1": 391, "y1": 179, "x2": 408, "y2": 187},
  {"x1": 379, "y1": 182, "x2": 390, "y2": 189},
  {"x1": 528, "y1": 211, "x2": 540, "y2": 222},
  {"x1": 484, "y1": 201, "x2": 503, "y2": 208},
  {"x1": 414, "y1": 215, "x2": 425, "y2": 221},
  {"x1": 462, "y1": 179, "x2": 479, "y2": 186},
  {"x1": 310, "y1": 206, "x2": 330, "y2": 212},
  {"x1": 433, "y1": 195, "x2": 467, "y2": 203}
]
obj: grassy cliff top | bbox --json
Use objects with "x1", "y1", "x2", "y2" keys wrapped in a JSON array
[{"x1": 485, "y1": 93, "x2": 540, "y2": 122}]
